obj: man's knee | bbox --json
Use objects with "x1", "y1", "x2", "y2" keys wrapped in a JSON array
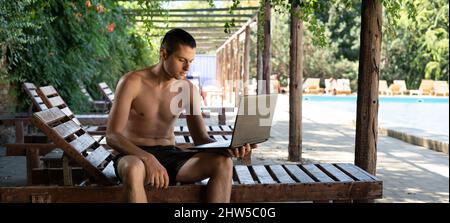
[
  {"x1": 118, "y1": 156, "x2": 146, "y2": 186},
  {"x1": 211, "y1": 155, "x2": 233, "y2": 175}
]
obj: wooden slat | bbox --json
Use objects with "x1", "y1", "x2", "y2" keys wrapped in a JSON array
[
  {"x1": 268, "y1": 165, "x2": 295, "y2": 183},
  {"x1": 175, "y1": 135, "x2": 187, "y2": 144},
  {"x1": 48, "y1": 96, "x2": 65, "y2": 107},
  {"x1": 72, "y1": 118, "x2": 81, "y2": 126},
  {"x1": 69, "y1": 133, "x2": 97, "y2": 153},
  {"x1": 336, "y1": 163, "x2": 376, "y2": 182},
  {"x1": 35, "y1": 97, "x2": 44, "y2": 104},
  {"x1": 59, "y1": 107, "x2": 74, "y2": 118},
  {"x1": 104, "y1": 89, "x2": 113, "y2": 95},
  {"x1": 39, "y1": 104, "x2": 48, "y2": 110},
  {"x1": 29, "y1": 89, "x2": 38, "y2": 97},
  {"x1": 252, "y1": 165, "x2": 276, "y2": 184},
  {"x1": 39, "y1": 86, "x2": 58, "y2": 96},
  {"x1": 102, "y1": 161, "x2": 116, "y2": 179},
  {"x1": 221, "y1": 125, "x2": 233, "y2": 131},
  {"x1": 98, "y1": 82, "x2": 108, "y2": 89},
  {"x1": 303, "y1": 164, "x2": 335, "y2": 183},
  {"x1": 212, "y1": 135, "x2": 226, "y2": 142},
  {"x1": 174, "y1": 126, "x2": 182, "y2": 132},
  {"x1": 86, "y1": 146, "x2": 110, "y2": 167},
  {"x1": 223, "y1": 135, "x2": 232, "y2": 140},
  {"x1": 234, "y1": 166, "x2": 255, "y2": 184},
  {"x1": 34, "y1": 107, "x2": 66, "y2": 124},
  {"x1": 350, "y1": 164, "x2": 381, "y2": 181},
  {"x1": 284, "y1": 165, "x2": 315, "y2": 183},
  {"x1": 319, "y1": 163, "x2": 354, "y2": 182},
  {"x1": 23, "y1": 82, "x2": 36, "y2": 90},
  {"x1": 181, "y1": 126, "x2": 189, "y2": 133},
  {"x1": 210, "y1": 126, "x2": 222, "y2": 132},
  {"x1": 53, "y1": 120, "x2": 81, "y2": 139}
]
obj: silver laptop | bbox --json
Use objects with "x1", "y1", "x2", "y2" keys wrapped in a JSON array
[{"x1": 192, "y1": 94, "x2": 278, "y2": 150}]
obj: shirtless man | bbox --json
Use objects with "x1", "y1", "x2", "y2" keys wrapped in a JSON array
[{"x1": 106, "y1": 28, "x2": 255, "y2": 203}]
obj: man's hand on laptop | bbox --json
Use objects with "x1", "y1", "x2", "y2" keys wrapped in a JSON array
[{"x1": 227, "y1": 143, "x2": 258, "y2": 158}]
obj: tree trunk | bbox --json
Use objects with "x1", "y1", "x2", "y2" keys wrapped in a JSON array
[
  {"x1": 355, "y1": 0, "x2": 382, "y2": 175},
  {"x1": 288, "y1": 3, "x2": 303, "y2": 162}
]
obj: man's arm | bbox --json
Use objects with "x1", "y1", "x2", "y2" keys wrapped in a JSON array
[
  {"x1": 184, "y1": 80, "x2": 215, "y2": 145},
  {"x1": 106, "y1": 74, "x2": 147, "y2": 157}
]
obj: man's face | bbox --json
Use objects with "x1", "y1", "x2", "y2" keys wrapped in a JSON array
[{"x1": 162, "y1": 44, "x2": 195, "y2": 79}]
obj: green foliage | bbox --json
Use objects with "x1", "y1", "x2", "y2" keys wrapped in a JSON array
[
  {"x1": 382, "y1": 0, "x2": 449, "y2": 88},
  {"x1": 0, "y1": 0, "x2": 50, "y2": 81},
  {"x1": 1, "y1": 0, "x2": 155, "y2": 112}
]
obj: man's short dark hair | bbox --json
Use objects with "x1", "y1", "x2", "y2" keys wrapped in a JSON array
[{"x1": 161, "y1": 28, "x2": 196, "y2": 56}]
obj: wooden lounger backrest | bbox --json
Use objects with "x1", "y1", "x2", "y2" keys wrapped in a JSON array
[
  {"x1": 30, "y1": 107, "x2": 116, "y2": 185},
  {"x1": 22, "y1": 82, "x2": 48, "y2": 111},
  {"x1": 97, "y1": 82, "x2": 115, "y2": 104},
  {"x1": 37, "y1": 85, "x2": 82, "y2": 126},
  {"x1": 80, "y1": 85, "x2": 94, "y2": 103}
]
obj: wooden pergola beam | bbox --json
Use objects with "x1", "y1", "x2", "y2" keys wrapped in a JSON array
[
  {"x1": 147, "y1": 26, "x2": 240, "y2": 30},
  {"x1": 216, "y1": 16, "x2": 256, "y2": 52},
  {"x1": 132, "y1": 19, "x2": 248, "y2": 23},
  {"x1": 123, "y1": 7, "x2": 258, "y2": 13},
  {"x1": 125, "y1": 13, "x2": 254, "y2": 18},
  {"x1": 154, "y1": 33, "x2": 231, "y2": 38}
]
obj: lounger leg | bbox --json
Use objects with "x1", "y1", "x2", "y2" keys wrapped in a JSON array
[
  {"x1": 26, "y1": 147, "x2": 40, "y2": 186},
  {"x1": 63, "y1": 155, "x2": 73, "y2": 186}
]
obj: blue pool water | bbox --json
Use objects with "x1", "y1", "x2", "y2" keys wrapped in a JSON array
[
  {"x1": 302, "y1": 95, "x2": 449, "y2": 137},
  {"x1": 303, "y1": 95, "x2": 449, "y2": 104}
]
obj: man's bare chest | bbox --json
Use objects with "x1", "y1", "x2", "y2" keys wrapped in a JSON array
[{"x1": 131, "y1": 91, "x2": 183, "y2": 119}]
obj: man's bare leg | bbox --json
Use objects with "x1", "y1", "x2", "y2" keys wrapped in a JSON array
[
  {"x1": 176, "y1": 152, "x2": 233, "y2": 202},
  {"x1": 117, "y1": 155, "x2": 148, "y2": 203}
]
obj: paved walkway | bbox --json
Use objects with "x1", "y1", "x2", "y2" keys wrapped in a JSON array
[
  {"x1": 250, "y1": 94, "x2": 449, "y2": 203},
  {"x1": 0, "y1": 94, "x2": 448, "y2": 202}
]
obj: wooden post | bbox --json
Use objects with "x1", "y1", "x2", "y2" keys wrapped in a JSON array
[
  {"x1": 229, "y1": 41, "x2": 235, "y2": 105},
  {"x1": 235, "y1": 36, "x2": 240, "y2": 105},
  {"x1": 288, "y1": 3, "x2": 303, "y2": 162},
  {"x1": 225, "y1": 43, "x2": 231, "y2": 104},
  {"x1": 243, "y1": 25, "x2": 251, "y2": 96},
  {"x1": 263, "y1": 0, "x2": 272, "y2": 94},
  {"x1": 256, "y1": 11, "x2": 264, "y2": 95},
  {"x1": 216, "y1": 49, "x2": 221, "y2": 92},
  {"x1": 26, "y1": 147, "x2": 40, "y2": 185},
  {"x1": 355, "y1": 0, "x2": 382, "y2": 175},
  {"x1": 15, "y1": 119, "x2": 24, "y2": 143}
]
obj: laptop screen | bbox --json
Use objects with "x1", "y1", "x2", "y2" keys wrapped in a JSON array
[{"x1": 230, "y1": 94, "x2": 278, "y2": 147}]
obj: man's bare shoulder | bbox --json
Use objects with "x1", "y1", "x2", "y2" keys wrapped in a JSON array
[
  {"x1": 121, "y1": 69, "x2": 146, "y2": 83},
  {"x1": 119, "y1": 67, "x2": 154, "y2": 88}
]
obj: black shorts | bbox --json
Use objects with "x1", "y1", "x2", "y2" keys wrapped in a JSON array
[{"x1": 113, "y1": 145, "x2": 198, "y2": 185}]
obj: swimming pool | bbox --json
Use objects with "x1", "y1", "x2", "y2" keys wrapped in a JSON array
[
  {"x1": 302, "y1": 95, "x2": 449, "y2": 138},
  {"x1": 303, "y1": 95, "x2": 449, "y2": 104}
]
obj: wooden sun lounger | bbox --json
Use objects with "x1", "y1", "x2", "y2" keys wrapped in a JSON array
[
  {"x1": 0, "y1": 107, "x2": 382, "y2": 203},
  {"x1": 6, "y1": 84, "x2": 237, "y2": 184},
  {"x1": 80, "y1": 85, "x2": 109, "y2": 113}
]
